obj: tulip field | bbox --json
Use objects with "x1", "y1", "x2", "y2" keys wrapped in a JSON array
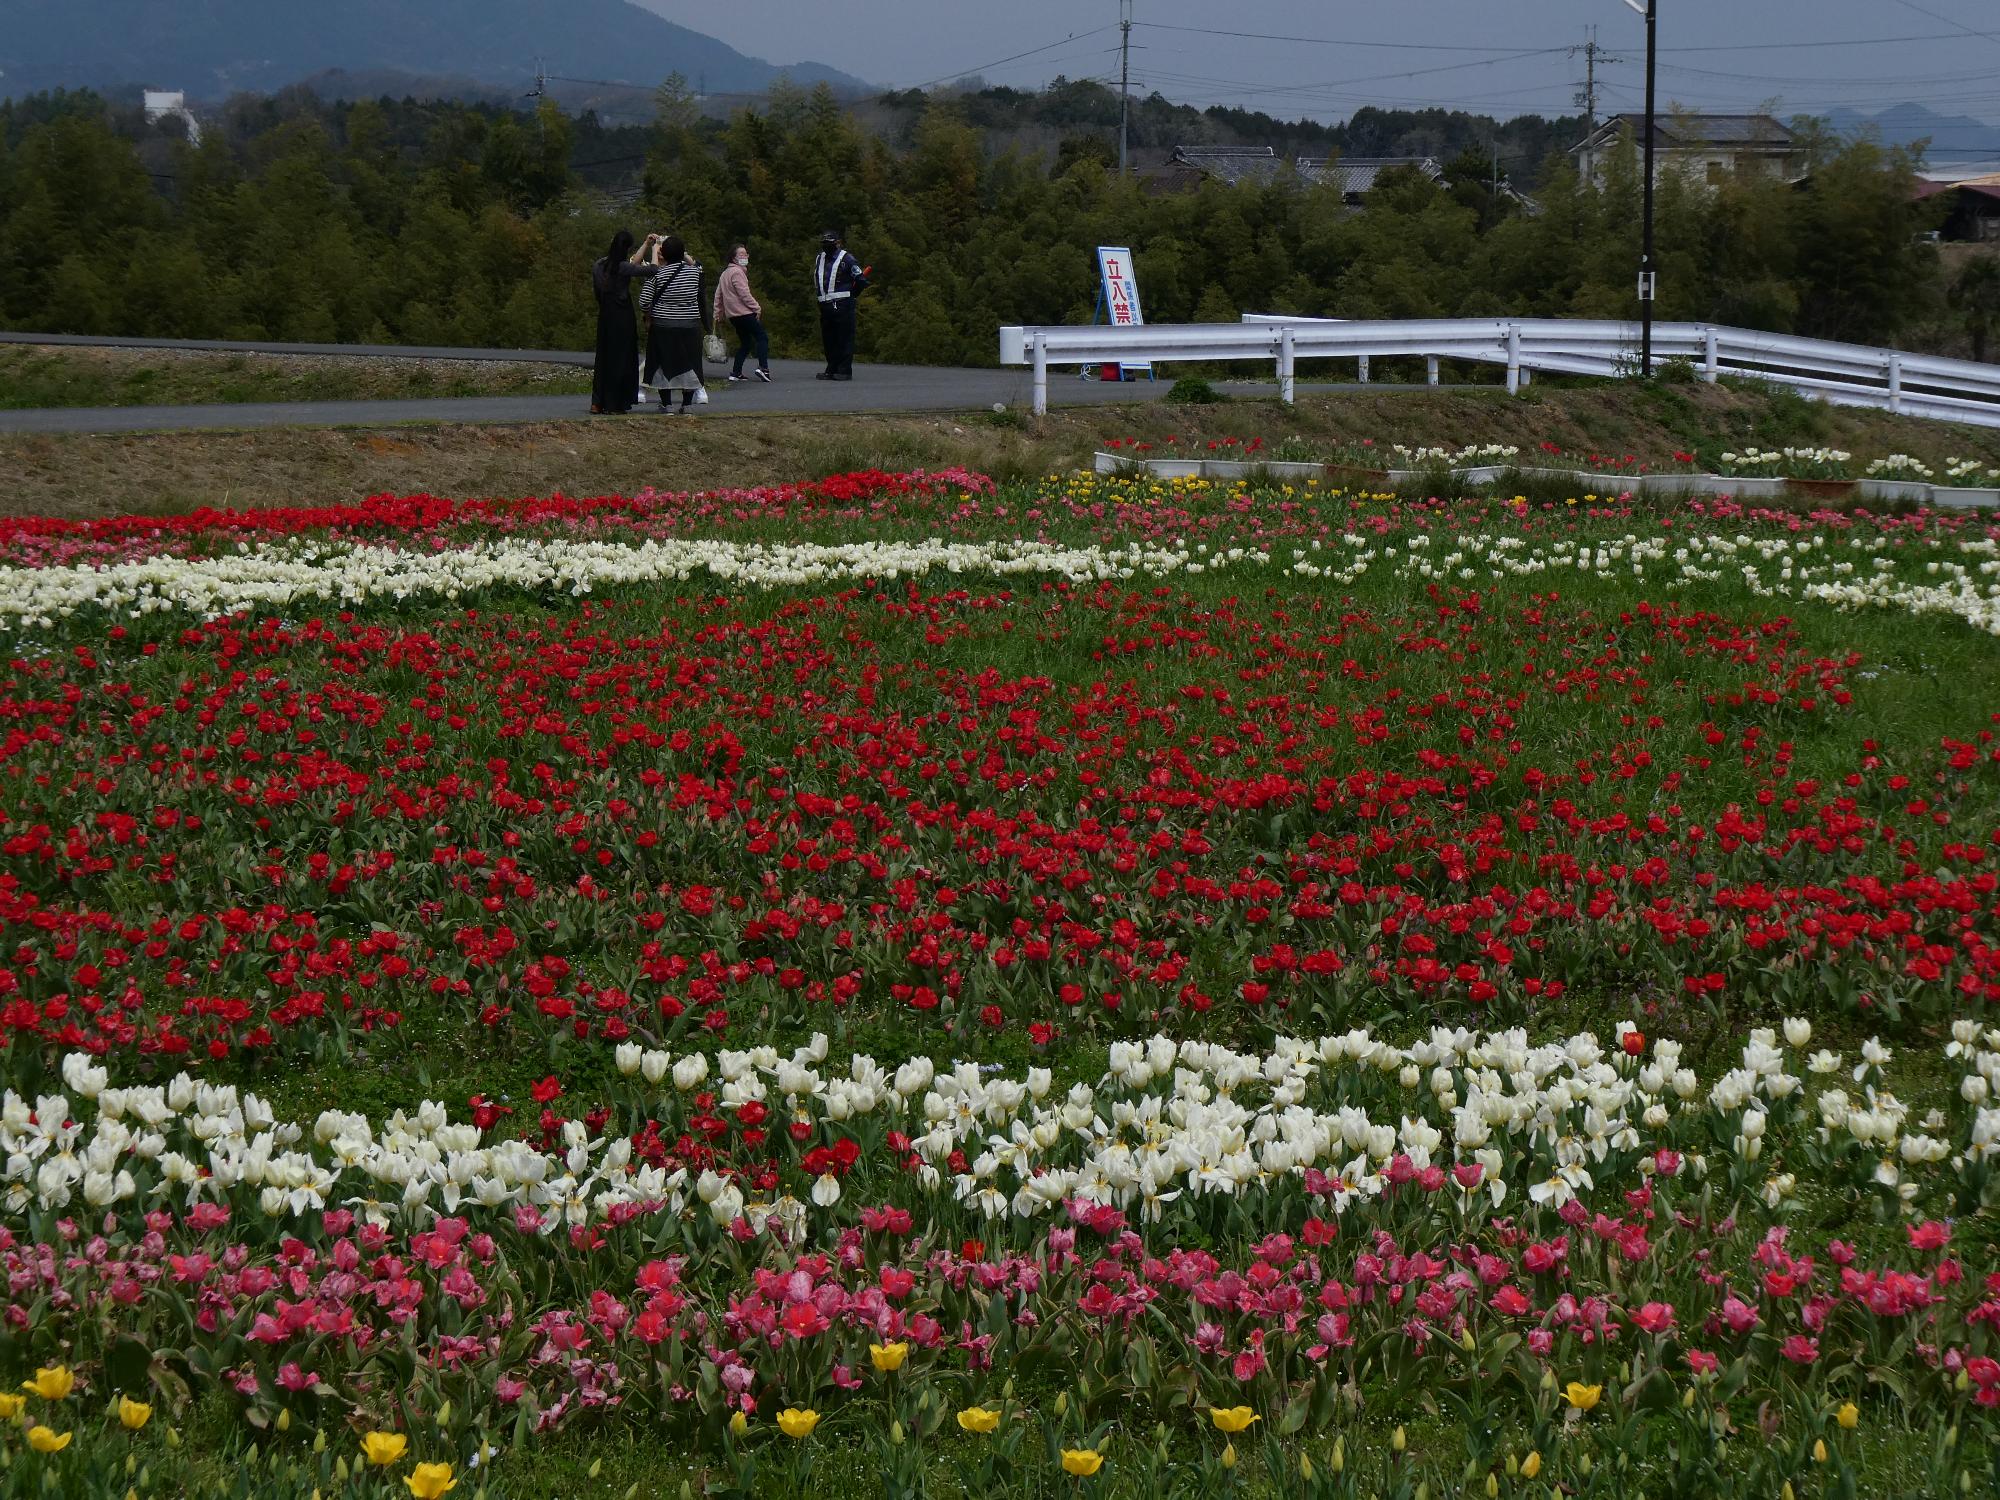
[{"x1": 0, "y1": 463, "x2": 1996, "y2": 1498}]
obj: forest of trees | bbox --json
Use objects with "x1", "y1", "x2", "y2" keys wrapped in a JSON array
[{"x1": 0, "y1": 79, "x2": 1987, "y2": 367}]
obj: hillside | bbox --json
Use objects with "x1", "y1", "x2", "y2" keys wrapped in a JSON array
[{"x1": 0, "y1": 0, "x2": 865, "y2": 101}]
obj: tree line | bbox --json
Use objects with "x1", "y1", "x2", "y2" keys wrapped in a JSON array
[{"x1": 0, "y1": 81, "x2": 1985, "y2": 367}]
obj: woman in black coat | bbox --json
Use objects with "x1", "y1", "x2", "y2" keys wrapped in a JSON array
[{"x1": 590, "y1": 230, "x2": 661, "y2": 414}]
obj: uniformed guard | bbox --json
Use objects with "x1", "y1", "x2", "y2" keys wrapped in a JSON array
[{"x1": 812, "y1": 230, "x2": 868, "y2": 381}]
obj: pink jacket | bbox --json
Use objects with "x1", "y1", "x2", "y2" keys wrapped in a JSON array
[{"x1": 714, "y1": 263, "x2": 760, "y2": 320}]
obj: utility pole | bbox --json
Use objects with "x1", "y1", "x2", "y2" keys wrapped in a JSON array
[
  {"x1": 1570, "y1": 27, "x2": 1621, "y2": 137},
  {"x1": 1118, "y1": 0, "x2": 1133, "y2": 176},
  {"x1": 1636, "y1": 0, "x2": 1657, "y2": 377},
  {"x1": 527, "y1": 57, "x2": 548, "y2": 142}
]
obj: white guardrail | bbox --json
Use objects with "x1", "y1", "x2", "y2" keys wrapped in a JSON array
[{"x1": 996, "y1": 316, "x2": 2000, "y2": 428}]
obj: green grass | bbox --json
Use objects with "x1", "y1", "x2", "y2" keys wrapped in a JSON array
[{"x1": 0, "y1": 345, "x2": 592, "y2": 409}]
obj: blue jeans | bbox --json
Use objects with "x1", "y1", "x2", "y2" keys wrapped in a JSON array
[{"x1": 730, "y1": 314, "x2": 769, "y2": 375}]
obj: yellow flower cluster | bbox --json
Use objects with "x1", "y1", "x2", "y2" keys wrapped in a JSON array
[{"x1": 360, "y1": 1431, "x2": 456, "y2": 1497}]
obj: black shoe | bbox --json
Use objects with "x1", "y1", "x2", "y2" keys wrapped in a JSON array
[
  {"x1": 815, "y1": 372, "x2": 832, "y2": 380},
  {"x1": 830, "y1": 372, "x2": 852, "y2": 381},
  {"x1": 754, "y1": 368, "x2": 772, "y2": 383}
]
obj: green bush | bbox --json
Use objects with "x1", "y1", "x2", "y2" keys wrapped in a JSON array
[{"x1": 1166, "y1": 375, "x2": 1223, "y2": 405}]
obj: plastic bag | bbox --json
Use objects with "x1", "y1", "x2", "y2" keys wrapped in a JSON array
[{"x1": 703, "y1": 333, "x2": 726, "y2": 364}]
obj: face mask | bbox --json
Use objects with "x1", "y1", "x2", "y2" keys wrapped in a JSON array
[{"x1": 736, "y1": 255, "x2": 749, "y2": 267}]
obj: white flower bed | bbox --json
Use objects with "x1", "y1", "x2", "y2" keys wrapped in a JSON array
[
  {"x1": 13, "y1": 1022, "x2": 1998, "y2": 1231},
  {"x1": 0, "y1": 529, "x2": 1995, "y2": 634}
]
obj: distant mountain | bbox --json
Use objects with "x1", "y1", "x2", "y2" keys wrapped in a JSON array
[
  {"x1": 0, "y1": 0, "x2": 868, "y2": 103},
  {"x1": 1823, "y1": 102, "x2": 2000, "y2": 164}
]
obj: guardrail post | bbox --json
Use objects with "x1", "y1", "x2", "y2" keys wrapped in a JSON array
[
  {"x1": 1505, "y1": 324, "x2": 1521, "y2": 395},
  {"x1": 1888, "y1": 353, "x2": 1904, "y2": 415},
  {"x1": 1703, "y1": 326, "x2": 1719, "y2": 383},
  {"x1": 1426, "y1": 356, "x2": 1439, "y2": 386},
  {"x1": 1357, "y1": 354, "x2": 1371, "y2": 384},
  {"x1": 1279, "y1": 328, "x2": 1295, "y2": 406},
  {"x1": 1030, "y1": 333, "x2": 1047, "y2": 417}
]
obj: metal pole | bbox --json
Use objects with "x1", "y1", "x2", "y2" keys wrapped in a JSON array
[
  {"x1": 1888, "y1": 353, "x2": 1904, "y2": 415},
  {"x1": 1032, "y1": 334, "x2": 1048, "y2": 416},
  {"x1": 1426, "y1": 355, "x2": 1439, "y2": 386},
  {"x1": 1640, "y1": 0, "x2": 1657, "y2": 378},
  {"x1": 1279, "y1": 328, "x2": 1295, "y2": 406},
  {"x1": 1506, "y1": 324, "x2": 1521, "y2": 394},
  {"x1": 1118, "y1": 1, "x2": 1133, "y2": 177},
  {"x1": 1702, "y1": 326, "x2": 1719, "y2": 382},
  {"x1": 1357, "y1": 354, "x2": 1370, "y2": 384}
]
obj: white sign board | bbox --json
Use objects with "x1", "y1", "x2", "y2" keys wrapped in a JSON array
[
  {"x1": 1097, "y1": 246, "x2": 1144, "y2": 328},
  {"x1": 1095, "y1": 246, "x2": 1149, "y2": 377}
]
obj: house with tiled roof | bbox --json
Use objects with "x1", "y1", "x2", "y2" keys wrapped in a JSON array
[
  {"x1": 1914, "y1": 168, "x2": 2000, "y2": 243},
  {"x1": 1572, "y1": 112, "x2": 1801, "y2": 188}
]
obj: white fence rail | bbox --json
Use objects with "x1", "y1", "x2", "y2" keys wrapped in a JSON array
[{"x1": 996, "y1": 317, "x2": 2000, "y2": 428}]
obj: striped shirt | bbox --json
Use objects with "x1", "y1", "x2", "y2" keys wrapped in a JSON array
[{"x1": 640, "y1": 261, "x2": 704, "y2": 327}]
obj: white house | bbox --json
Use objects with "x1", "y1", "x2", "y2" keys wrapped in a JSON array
[
  {"x1": 1572, "y1": 113, "x2": 1800, "y2": 188},
  {"x1": 142, "y1": 91, "x2": 202, "y2": 147}
]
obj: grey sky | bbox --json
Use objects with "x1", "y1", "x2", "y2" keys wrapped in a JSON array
[{"x1": 642, "y1": 0, "x2": 2000, "y2": 143}]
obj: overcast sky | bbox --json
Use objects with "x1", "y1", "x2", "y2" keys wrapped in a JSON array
[{"x1": 643, "y1": 0, "x2": 2000, "y2": 144}]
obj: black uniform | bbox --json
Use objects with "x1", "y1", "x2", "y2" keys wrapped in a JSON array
[{"x1": 814, "y1": 246, "x2": 868, "y2": 379}]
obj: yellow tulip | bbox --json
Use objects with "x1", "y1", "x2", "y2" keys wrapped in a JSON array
[
  {"x1": 957, "y1": 1407, "x2": 1001, "y2": 1435},
  {"x1": 27, "y1": 1426, "x2": 70, "y2": 1454},
  {"x1": 776, "y1": 1408, "x2": 819, "y2": 1440},
  {"x1": 728, "y1": 1411, "x2": 748, "y2": 1437},
  {"x1": 405, "y1": 1461, "x2": 457, "y2": 1498},
  {"x1": 1837, "y1": 1402, "x2": 1859, "y2": 1430},
  {"x1": 361, "y1": 1431, "x2": 409, "y2": 1466},
  {"x1": 1391, "y1": 1426, "x2": 1407, "y2": 1453},
  {"x1": 1813, "y1": 1439, "x2": 1828, "y2": 1463},
  {"x1": 1060, "y1": 1449, "x2": 1104, "y2": 1477},
  {"x1": 1221, "y1": 1441, "x2": 1237, "y2": 1470},
  {"x1": 1564, "y1": 1382, "x2": 1604, "y2": 1412},
  {"x1": 23, "y1": 1368, "x2": 73, "y2": 1401},
  {"x1": 0, "y1": 1393, "x2": 24, "y2": 1419},
  {"x1": 869, "y1": 1342, "x2": 909, "y2": 1374},
  {"x1": 117, "y1": 1397, "x2": 151, "y2": 1431},
  {"x1": 1521, "y1": 1450, "x2": 1543, "y2": 1479},
  {"x1": 1209, "y1": 1407, "x2": 1260, "y2": 1434}
]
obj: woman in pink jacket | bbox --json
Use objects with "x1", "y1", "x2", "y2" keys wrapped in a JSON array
[{"x1": 713, "y1": 245, "x2": 771, "y2": 382}]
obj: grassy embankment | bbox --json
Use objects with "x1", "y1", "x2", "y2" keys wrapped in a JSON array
[{"x1": 3, "y1": 375, "x2": 2000, "y2": 518}]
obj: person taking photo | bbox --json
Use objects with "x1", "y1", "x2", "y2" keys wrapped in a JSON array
[
  {"x1": 639, "y1": 234, "x2": 712, "y2": 414},
  {"x1": 589, "y1": 230, "x2": 661, "y2": 414}
]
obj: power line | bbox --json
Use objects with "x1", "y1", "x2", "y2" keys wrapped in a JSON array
[
  {"x1": 1143, "y1": 19, "x2": 1978, "y2": 57},
  {"x1": 1663, "y1": 31, "x2": 1971, "y2": 52},
  {"x1": 1885, "y1": 0, "x2": 2000, "y2": 51},
  {"x1": 1140, "y1": 23, "x2": 1553, "y2": 52},
  {"x1": 899, "y1": 27, "x2": 1116, "y2": 93}
]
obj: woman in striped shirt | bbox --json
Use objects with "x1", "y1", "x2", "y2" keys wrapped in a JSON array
[{"x1": 639, "y1": 235, "x2": 713, "y2": 414}]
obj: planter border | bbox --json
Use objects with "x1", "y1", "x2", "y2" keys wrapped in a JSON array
[{"x1": 1090, "y1": 453, "x2": 1999, "y2": 508}]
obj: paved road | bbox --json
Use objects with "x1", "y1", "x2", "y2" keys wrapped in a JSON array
[{"x1": 0, "y1": 355, "x2": 1388, "y2": 436}]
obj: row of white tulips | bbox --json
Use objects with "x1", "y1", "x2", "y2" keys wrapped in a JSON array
[
  {"x1": 0, "y1": 526, "x2": 1996, "y2": 633},
  {"x1": 8, "y1": 1020, "x2": 1995, "y2": 1235}
]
